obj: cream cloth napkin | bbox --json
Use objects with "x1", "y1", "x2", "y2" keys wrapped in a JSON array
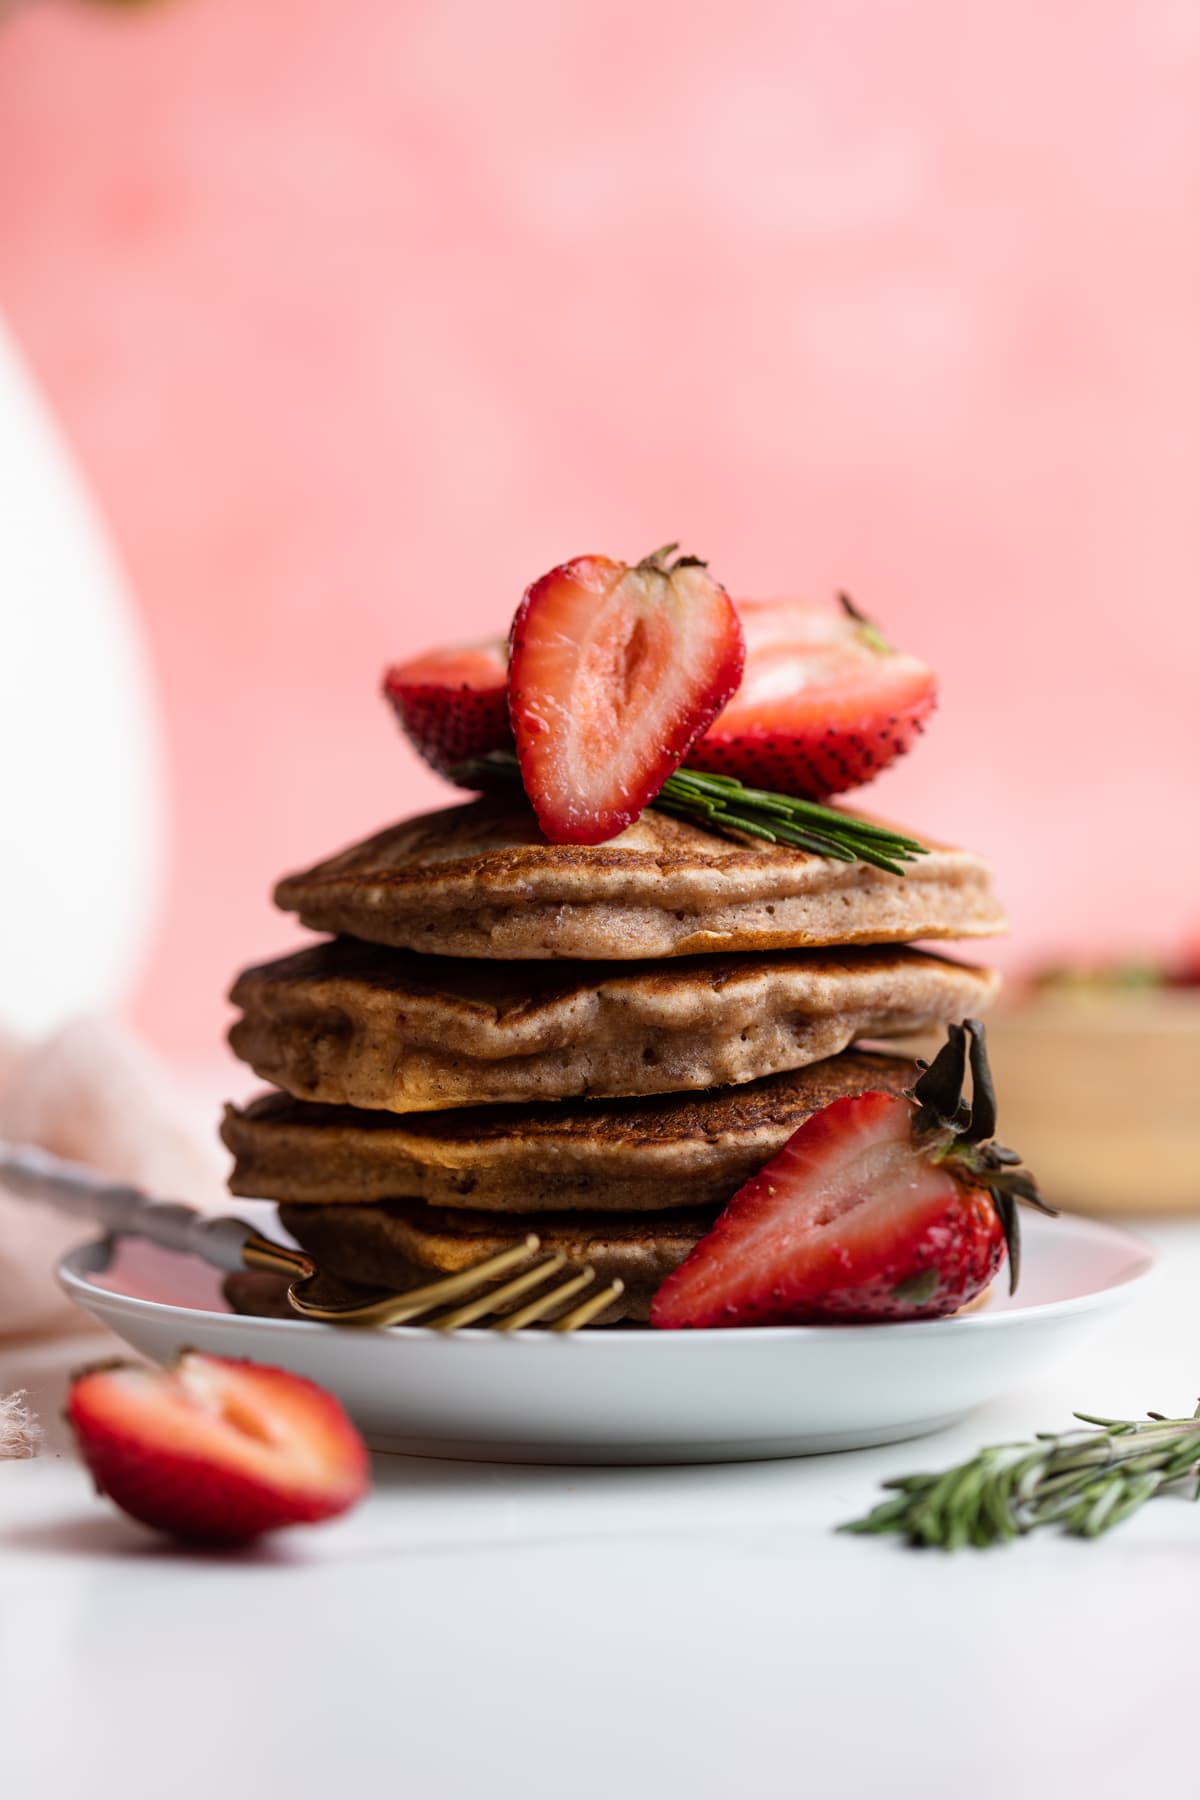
[{"x1": 0, "y1": 1017, "x2": 226, "y2": 1452}]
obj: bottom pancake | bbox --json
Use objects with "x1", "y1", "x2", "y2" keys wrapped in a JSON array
[{"x1": 278, "y1": 1199, "x2": 717, "y2": 1325}]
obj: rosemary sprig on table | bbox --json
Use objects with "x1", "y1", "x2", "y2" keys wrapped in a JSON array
[
  {"x1": 842, "y1": 1408, "x2": 1200, "y2": 1549},
  {"x1": 450, "y1": 750, "x2": 929, "y2": 877}
]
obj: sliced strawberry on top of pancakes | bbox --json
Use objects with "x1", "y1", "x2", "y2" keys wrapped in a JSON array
[
  {"x1": 687, "y1": 592, "x2": 936, "y2": 800},
  {"x1": 384, "y1": 590, "x2": 934, "y2": 805},
  {"x1": 507, "y1": 545, "x2": 745, "y2": 844},
  {"x1": 383, "y1": 638, "x2": 509, "y2": 778}
]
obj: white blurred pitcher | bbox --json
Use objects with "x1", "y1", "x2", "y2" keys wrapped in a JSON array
[{"x1": 0, "y1": 316, "x2": 164, "y2": 1036}]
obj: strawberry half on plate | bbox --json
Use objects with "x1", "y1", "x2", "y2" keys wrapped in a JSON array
[
  {"x1": 67, "y1": 1351, "x2": 370, "y2": 1543},
  {"x1": 651, "y1": 1022, "x2": 1053, "y2": 1330},
  {"x1": 383, "y1": 639, "x2": 510, "y2": 778},
  {"x1": 508, "y1": 545, "x2": 745, "y2": 844},
  {"x1": 687, "y1": 593, "x2": 936, "y2": 799}
]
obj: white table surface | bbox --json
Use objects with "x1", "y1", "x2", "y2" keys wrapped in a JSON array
[{"x1": 2, "y1": 1214, "x2": 1197, "y2": 1800}]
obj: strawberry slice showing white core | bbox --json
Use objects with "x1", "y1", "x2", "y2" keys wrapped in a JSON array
[
  {"x1": 67, "y1": 1351, "x2": 369, "y2": 1543},
  {"x1": 651, "y1": 1090, "x2": 1007, "y2": 1328},
  {"x1": 508, "y1": 547, "x2": 745, "y2": 844}
]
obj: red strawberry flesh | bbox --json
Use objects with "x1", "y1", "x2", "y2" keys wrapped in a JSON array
[
  {"x1": 508, "y1": 552, "x2": 745, "y2": 844},
  {"x1": 650, "y1": 1091, "x2": 1005, "y2": 1329},
  {"x1": 688, "y1": 597, "x2": 936, "y2": 799},
  {"x1": 383, "y1": 640, "x2": 510, "y2": 778},
  {"x1": 67, "y1": 1352, "x2": 369, "y2": 1543}
]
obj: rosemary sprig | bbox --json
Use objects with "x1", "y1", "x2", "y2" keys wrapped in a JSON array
[
  {"x1": 841, "y1": 1407, "x2": 1200, "y2": 1549},
  {"x1": 449, "y1": 750, "x2": 929, "y2": 877}
]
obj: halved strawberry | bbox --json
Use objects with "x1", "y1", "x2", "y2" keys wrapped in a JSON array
[
  {"x1": 383, "y1": 639, "x2": 510, "y2": 778},
  {"x1": 508, "y1": 545, "x2": 745, "y2": 844},
  {"x1": 66, "y1": 1351, "x2": 369, "y2": 1543},
  {"x1": 687, "y1": 593, "x2": 936, "y2": 799},
  {"x1": 651, "y1": 1022, "x2": 1052, "y2": 1329}
]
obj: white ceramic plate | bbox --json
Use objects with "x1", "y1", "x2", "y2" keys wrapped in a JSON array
[{"x1": 58, "y1": 1210, "x2": 1154, "y2": 1465}]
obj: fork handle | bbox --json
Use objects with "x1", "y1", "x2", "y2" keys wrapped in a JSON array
[{"x1": 0, "y1": 1139, "x2": 260, "y2": 1275}]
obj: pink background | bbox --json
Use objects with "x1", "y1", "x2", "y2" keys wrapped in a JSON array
[{"x1": 1, "y1": 0, "x2": 1197, "y2": 1059}]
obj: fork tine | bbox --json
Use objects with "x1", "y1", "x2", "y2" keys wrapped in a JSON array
[
  {"x1": 286, "y1": 1236, "x2": 542, "y2": 1326},
  {"x1": 425, "y1": 1253, "x2": 568, "y2": 1330},
  {"x1": 549, "y1": 1278, "x2": 626, "y2": 1333},
  {"x1": 495, "y1": 1265, "x2": 596, "y2": 1333},
  {"x1": 285, "y1": 1235, "x2": 623, "y2": 1333}
]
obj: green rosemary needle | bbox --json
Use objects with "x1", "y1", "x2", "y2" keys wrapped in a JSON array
[
  {"x1": 449, "y1": 751, "x2": 929, "y2": 877},
  {"x1": 841, "y1": 1407, "x2": 1200, "y2": 1549}
]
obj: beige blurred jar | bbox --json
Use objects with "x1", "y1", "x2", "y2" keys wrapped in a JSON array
[{"x1": 983, "y1": 991, "x2": 1200, "y2": 1215}]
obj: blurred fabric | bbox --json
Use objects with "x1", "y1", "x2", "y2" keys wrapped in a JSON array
[
  {"x1": 0, "y1": 1016, "x2": 226, "y2": 1341},
  {"x1": 0, "y1": 1, "x2": 1196, "y2": 1061},
  {"x1": 0, "y1": 1388, "x2": 40, "y2": 1458},
  {"x1": 0, "y1": 318, "x2": 164, "y2": 1037}
]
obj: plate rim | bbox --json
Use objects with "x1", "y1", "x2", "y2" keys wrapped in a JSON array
[{"x1": 57, "y1": 1209, "x2": 1156, "y2": 1348}]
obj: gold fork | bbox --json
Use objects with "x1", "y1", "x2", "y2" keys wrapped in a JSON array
[
  {"x1": 2, "y1": 1138, "x2": 623, "y2": 1332},
  {"x1": 277, "y1": 1236, "x2": 625, "y2": 1332}
]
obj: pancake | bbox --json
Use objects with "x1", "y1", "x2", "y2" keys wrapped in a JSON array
[
  {"x1": 273, "y1": 798, "x2": 1006, "y2": 962},
  {"x1": 227, "y1": 1201, "x2": 996, "y2": 1329},
  {"x1": 228, "y1": 938, "x2": 998, "y2": 1112},
  {"x1": 278, "y1": 1198, "x2": 714, "y2": 1325},
  {"x1": 222, "y1": 1049, "x2": 920, "y2": 1212}
]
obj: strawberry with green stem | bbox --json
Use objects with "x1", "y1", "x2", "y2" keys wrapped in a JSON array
[{"x1": 651, "y1": 1021, "x2": 1055, "y2": 1330}]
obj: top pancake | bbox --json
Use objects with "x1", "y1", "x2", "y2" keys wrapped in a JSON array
[{"x1": 273, "y1": 797, "x2": 1005, "y2": 961}]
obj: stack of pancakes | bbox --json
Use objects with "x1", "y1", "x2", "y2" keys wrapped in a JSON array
[{"x1": 222, "y1": 797, "x2": 1004, "y2": 1322}]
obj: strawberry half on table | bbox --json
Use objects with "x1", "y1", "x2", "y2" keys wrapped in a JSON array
[
  {"x1": 66, "y1": 1351, "x2": 369, "y2": 1544},
  {"x1": 685, "y1": 592, "x2": 937, "y2": 800},
  {"x1": 508, "y1": 545, "x2": 745, "y2": 844},
  {"x1": 651, "y1": 1022, "x2": 1054, "y2": 1330}
]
